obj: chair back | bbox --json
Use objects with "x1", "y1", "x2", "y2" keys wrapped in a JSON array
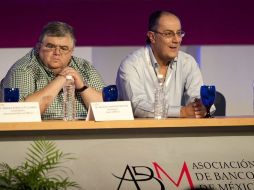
[{"x1": 214, "y1": 91, "x2": 226, "y2": 116}]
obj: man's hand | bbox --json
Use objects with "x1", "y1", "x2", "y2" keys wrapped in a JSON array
[
  {"x1": 180, "y1": 98, "x2": 206, "y2": 118},
  {"x1": 58, "y1": 67, "x2": 103, "y2": 108},
  {"x1": 58, "y1": 67, "x2": 86, "y2": 89},
  {"x1": 193, "y1": 98, "x2": 207, "y2": 118}
]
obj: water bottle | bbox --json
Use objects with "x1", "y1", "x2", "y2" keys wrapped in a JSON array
[
  {"x1": 154, "y1": 74, "x2": 165, "y2": 119},
  {"x1": 63, "y1": 75, "x2": 76, "y2": 121}
]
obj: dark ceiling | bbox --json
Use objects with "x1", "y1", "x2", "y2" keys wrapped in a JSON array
[{"x1": 1, "y1": 0, "x2": 254, "y2": 47}]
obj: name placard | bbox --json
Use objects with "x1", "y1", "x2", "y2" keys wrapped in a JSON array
[
  {"x1": 0, "y1": 102, "x2": 41, "y2": 122},
  {"x1": 86, "y1": 101, "x2": 134, "y2": 121}
]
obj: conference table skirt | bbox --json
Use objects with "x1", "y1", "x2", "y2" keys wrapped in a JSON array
[{"x1": 0, "y1": 117, "x2": 253, "y2": 189}]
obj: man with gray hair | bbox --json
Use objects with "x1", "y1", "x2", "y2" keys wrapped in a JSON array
[{"x1": 1, "y1": 21, "x2": 105, "y2": 119}]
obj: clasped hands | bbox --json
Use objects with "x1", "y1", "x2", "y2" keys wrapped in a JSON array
[
  {"x1": 181, "y1": 98, "x2": 207, "y2": 118},
  {"x1": 57, "y1": 67, "x2": 86, "y2": 90}
]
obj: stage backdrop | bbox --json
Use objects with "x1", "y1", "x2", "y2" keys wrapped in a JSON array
[
  {"x1": 0, "y1": 133, "x2": 253, "y2": 190},
  {"x1": 0, "y1": 0, "x2": 254, "y2": 47}
]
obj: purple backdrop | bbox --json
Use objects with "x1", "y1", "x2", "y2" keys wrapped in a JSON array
[{"x1": 1, "y1": 0, "x2": 254, "y2": 47}]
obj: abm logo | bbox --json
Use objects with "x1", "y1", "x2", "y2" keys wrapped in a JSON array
[{"x1": 113, "y1": 162, "x2": 194, "y2": 190}]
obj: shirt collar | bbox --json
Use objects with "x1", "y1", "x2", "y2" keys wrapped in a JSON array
[{"x1": 147, "y1": 44, "x2": 157, "y2": 68}]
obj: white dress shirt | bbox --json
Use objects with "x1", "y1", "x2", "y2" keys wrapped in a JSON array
[{"x1": 116, "y1": 45, "x2": 204, "y2": 117}]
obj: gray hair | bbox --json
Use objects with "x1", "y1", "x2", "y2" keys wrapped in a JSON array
[{"x1": 38, "y1": 21, "x2": 76, "y2": 46}]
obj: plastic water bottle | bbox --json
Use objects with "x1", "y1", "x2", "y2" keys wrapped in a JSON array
[
  {"x1": 154, "y1": 74, "x2": 165, "y2": 119},
  {"x1": 63, "y1": 75, "x2": 76, "y2": 121}
]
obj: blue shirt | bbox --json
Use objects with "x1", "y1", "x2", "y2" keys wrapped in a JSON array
[{"x1": 116, "y1": 45, "x2": 204, "y2": 117}]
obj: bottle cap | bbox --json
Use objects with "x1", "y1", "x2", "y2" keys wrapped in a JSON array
[
  {"x1": 157, "y1": 74, "x2": 163, "y2": 79},
  {"x1": 66, "y1": 75, "x2": 73, "y2": 80}
]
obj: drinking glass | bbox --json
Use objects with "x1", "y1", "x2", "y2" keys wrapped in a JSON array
[
  {"x1": 102, "y1": 85, "x2": 118, "y2": 102},
  {"x1": 200, "y1": 85, "x2": 216, "y2": 118},
  {"x1": 4, "y1": 88, "x2": 19, "y2": 102}
]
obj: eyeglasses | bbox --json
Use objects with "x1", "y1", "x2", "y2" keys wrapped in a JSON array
[
  {"x1": 41, "y1": 43, "x2": 73, "y2": 54},
  {"x1": 152, "y1": 30, "x2": 185, "y2": 39}
]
